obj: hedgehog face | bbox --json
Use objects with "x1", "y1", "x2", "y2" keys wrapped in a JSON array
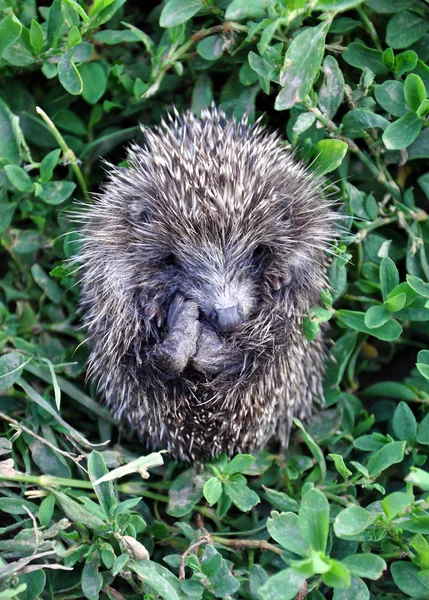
[
  {"x1": 136, "y1": 201, "x2": 307, "y2": 337},
  {"x1": 160, "y1": 242, "x2": 261, "y2": 333}
]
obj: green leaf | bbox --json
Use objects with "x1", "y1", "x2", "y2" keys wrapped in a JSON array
[
  {"x1": 51, "y1": 490, "x2": 106, "y2": 529},
  {"x1": 367, "y1": 0, "x2": 413, "y2": 12},
  {"x1": 39, "y1": 149, "x2": 61, "y2": 183},
  {"x1": 407, "y1": 276, "x2": 429, "y2": 298},
  {"x1": 292, "y1": 113, "x2": 317, "y2": 136},
  {"x1": 332, "y1": 576, "x2": 370, "y2": 600},
  {"x1": 392, "y1": 401, "x2": 417, "y2": 445},
  {"x1": 364, "y1": 305, "x2": 392, "y2": 329},
  {"x1": 258, "y1": 568, "x2": 307, "y2": 600},
  {"x1": 410, "y1": 534, "x2": 429, "y2": 570},
  {"x1": 342, "y1": 42, "x2": 387, "y2": 75},
  {"x1": 334, "y1": 506, "x2": 373, "y2": 537},
  {"x1": 68, "y1": 25, "x2": 82, "y2": 46},
  {"x1": 224, "y1": 480, "x2": 260, "y2": 512},
  {"x1": 342, "y1": 554, "x2": 386, "y2": 581},
  {"x1": 192, "y1": 73, "x2": 213, "y2": 115},
  {"x1": 4, "y1": 164, "x2": 33, "y2": 193},
  {"x1": 322, "y1": 559, "x2": 351, "y2": 590},
  {"x1": 406, "y1": 468, "x2": 429, "y2": 490},
  {"x1": 310, "y1": 306, "x2": 332, "y2": 322},
  {"x1": 329, "y1": 17, "x2": 361, "y2": 33},
  {"x1": 0, "y1": 97, "x2": 21, "y2": 165},
  {"x1": 375, "y1": 81, "x2": 409, "y2": 117},
  {"x1": 18, "y1": 571, "x2": 46, "y2": 600},
  {"x1": 0, "y1": 201, "x2": 17, "y2": 233},
  {"x1": 0, "y1": 585, "x2": 28, "y2": 599},
  {"x1": 201, "y1": 545, "x2": 240, "y2": 596},
  {"x1": 159, "y1": 0, "x2": 203, "y2": 27},
  {"x1": 382, "y1": 46, "x2": 394, "y2": 70},
  {"x1": 64, "y1": 0, "x2": 89, "y2": 21},
  {"x1": 318, "y1": 55, "x2": 345, "y2": 119},
  {"x1": 303, "y1": 316, "x2": 319, "y2": 342},
  {"x1": 167, "y1": 468, "x2": 203, "y2": 517},
  {"x1": 88, "y1": 450, "x2": 117, "y2": 515},
  {"x1": 299, "y1": 489, "x2": 329, "y2": 553},
  {"x1": 36, "y1": 181, "x2": 76, "y2": 204},
  {"x1": 315, "y1": 0, "x2": 365, "y2": 11},
  {"x1": 367, "y1": 441, "x2": 406, "y2": 477},
  {"x1": 129, "y1": 560, "x2": 182, "y2": 600},
  {"x1": 81, "y1": 552, "x2": 103, "y2": 600},
  {"x1": 417, "y1": 99, "x2": 429, "y2": 118},
  {"x1": 203, "y1": 477, "x2": 223, "y2": 506},
  {"x1": 267, "y1": 512, "x2": 310, "y2": 556},
  {"x1": 0, "y1": 352, "x2": 26, "y2": 392},
  {"x1": 382, "y1": 111, "x2": 422, "y2": 150},
  {"x1": 47, "y1": 0, "x2": 65, "y2": 48},
  {"x1": 263, "y1": 488, "x2": 299, "y2": 512},
  {"x1": 382, "y1": 491, "x2": 412, "y2": 519},
  {"x1": 391, "y1": 561, "x2": 429, "y2": 597},
  {"x1": 223, "y1": 454, "x2": 255, "y2": 476},
  {"x1": 404, "y1": 74, "x2": 427, "y2": 112},
  {"x1": 197, "y1": 35, "x2": 223, "y2": 61},
  {"x1": 417, "y1": 349, "x2": 429, "y2": 381},
  {"x1": 384, "y1": 292, "x2": 406, "y2": 312},
  {"x1": 38, "y1": 493, "x2": 56, "y2": 527},
  {"x1": 336, "y1": 310, "x2": 403, "y2": 341},
  {"x1": 0, "y1": 14, "x2": 22, "y2": 58},
  {"x1": 93, "y1": 29, "x2": 142, "y2": 44},
  {"x1": 275, "y1": 21, "x2": 329, "y2": 110},
  {"x1": 396, "y1": 50, "x2": 418, "y2": 77},
  {"x1": 408, "y1": 128, "x2": 429, "y2": 159},
  {"x1": 0, "y1": 497, "x2": 38, "y2": 514},
  {"x1": 111, "y1": 553, "x2": 129, "y2": 577},
  {"x1": 31, "y1": 264, "x2": 63, "y2": 304},
  {"x1": 362, "y1": 381, "x2": 417, "y2": 401},
  {"x1": 89, "y1": 0, "x2": 126, "y2": 27},
  {"x1": 58, "y1": 50, "x2": 83, "y2": 95},
  {"x1": 30, "y1": 19, "x2": 44, "y2": 54},
  {"x1": 248, "y1": 51, "x2": 277, "y2": 81},
  {"x1": 311, "y1": 139, "x2": 348, "y2": 175},
  {"x1": 79, "y1": 61, "x2": 109, "y2": 104},
  {"x1": 386, "y1": 10, "x2": 429, "y2": 49},
  {"x1": 329, "y1": 454, "x2": 352, "y2": 480},
  {"x1": 225, "y1": 0, "x2": 266, "y2": 20},
  {"x1": 342, "y1": 109, "x2": 389, "y2": 137}
]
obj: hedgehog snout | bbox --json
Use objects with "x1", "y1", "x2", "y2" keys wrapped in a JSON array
[{"x1": 211, "y1": 306, "x2": 244, "y2": 333}]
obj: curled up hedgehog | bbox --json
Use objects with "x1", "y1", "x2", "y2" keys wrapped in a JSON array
[{"x1": 78, "y1": 107, "x2": 335, "y2": 462}]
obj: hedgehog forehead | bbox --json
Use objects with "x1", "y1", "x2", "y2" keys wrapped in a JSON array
[
  {"x1": 150, "y1": 194, "x2": 284, "y2": 250},
  {"x1": 140, "y1": 118, "x2": 287, "y2": 219}
]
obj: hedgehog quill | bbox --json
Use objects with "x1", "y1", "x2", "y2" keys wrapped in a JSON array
[{"x1": 78, "y1": 107, "x2": 335, "y2": 462}]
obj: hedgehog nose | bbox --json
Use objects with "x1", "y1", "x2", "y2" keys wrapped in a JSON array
[{"x1": 213, "y1": 306, "x2": 243, "y2": 333}]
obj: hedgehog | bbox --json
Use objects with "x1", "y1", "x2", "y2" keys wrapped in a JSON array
[{"x1": 77, "y1": 106, "x2": 335, "y2": 462}]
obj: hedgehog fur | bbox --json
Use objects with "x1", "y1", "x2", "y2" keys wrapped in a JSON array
[{"x1": 77, "y1": 106, "x2": 335, "y2": 462}]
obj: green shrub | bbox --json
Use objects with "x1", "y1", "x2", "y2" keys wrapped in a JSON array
[{"x1": 1, "y1": 0, "x2": 429, "y2": 598}]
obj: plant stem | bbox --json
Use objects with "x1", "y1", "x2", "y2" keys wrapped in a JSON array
[
  {"x1": 211, "y1": 536, "x2": 283, "y2": 555},
  {"x1": 0, "y1": 473, "x2": 93, "y2": 489},
  {"x1": 356, "y1": 6, "x2": 383, "y2": 51},
  {"x1": 36, "y1": 106, "x2": 89, "y2": 201}
]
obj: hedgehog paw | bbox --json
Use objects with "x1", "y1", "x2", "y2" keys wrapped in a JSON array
[
  {"x1": 152, "y1": 295, "x2": 201, "y2": 375},
  {"x1": 192, "y1": 325, "x2": 241, "y2": 375}
]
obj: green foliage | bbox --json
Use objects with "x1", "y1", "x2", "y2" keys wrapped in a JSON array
[{"x1": 0, "y1": 0, "x2": 429, "y2": 598}]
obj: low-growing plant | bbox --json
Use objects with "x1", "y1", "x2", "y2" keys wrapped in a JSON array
[{"x1": 1, "y1": 0, "x2": 429, "y2": 598}]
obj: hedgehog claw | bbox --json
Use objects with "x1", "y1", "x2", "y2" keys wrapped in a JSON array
[{"x1": 147, "y1": 304, "x2": 166, "y2": 328}]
